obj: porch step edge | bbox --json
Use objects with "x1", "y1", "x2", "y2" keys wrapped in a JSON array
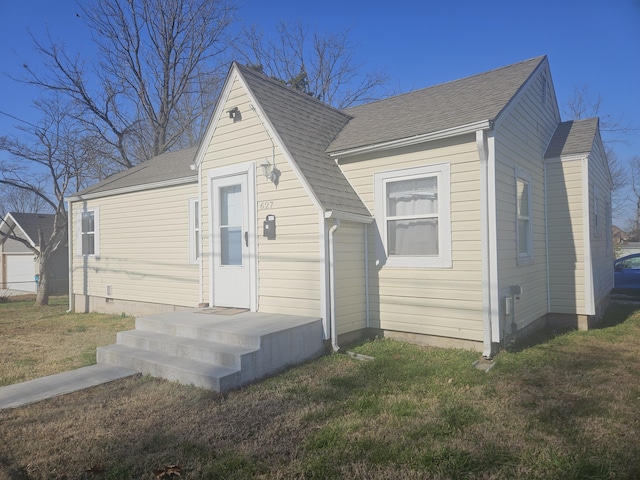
[
  {"x1": 116, "y1": 330, "x2": 257, "y2": 368},
  {"x1": 97, "y1": 344, "x2": 242, "y2": 392}
]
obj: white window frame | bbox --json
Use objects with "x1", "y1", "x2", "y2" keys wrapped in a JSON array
[
  {"x1": 76, "y1": 207, "x2": 99, "y2": 257},
  {"x1": 189, "y1": 198, "x2": 201, "y2": 264},
  {"x1": 374, "y1": 163, "x2": 451, "y2": 268},
  {"x1": 515, "y1": 168, "x2": 533, "y2": 264}
]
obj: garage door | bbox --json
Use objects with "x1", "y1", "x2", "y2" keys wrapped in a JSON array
[{"x1": 5, "y1": 254, "x2": 37, "y2": 292}]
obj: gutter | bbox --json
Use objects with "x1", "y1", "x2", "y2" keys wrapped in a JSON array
[
  {"x1": 328, "y1": 219, "x2": 341, "y2": 352},
  {"x1": 329, "y1": 120, "x2": 493, "y2": 159}
]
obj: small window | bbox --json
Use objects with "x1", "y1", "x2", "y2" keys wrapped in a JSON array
[
  {"x1": 189, "y1": 198, "x2": 201, "y2": 263},
  {"x1": 78, "y1": 208, "x2": 99, "y2": 256},
  {"x1": 374, "y1": 164, "x2": 451, "y2": 268},
  {"x1": 516, "y1": 169, "x2": 532, "y2": 263}
]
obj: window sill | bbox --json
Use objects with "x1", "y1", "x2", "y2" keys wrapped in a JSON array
[{"x1": 386, "y1": 256, "x2": 452, "y2": 269}]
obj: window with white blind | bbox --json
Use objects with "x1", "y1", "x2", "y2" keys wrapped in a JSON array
[{"x1": 374, "y1": 164, "x2": 451, "y2": 268}]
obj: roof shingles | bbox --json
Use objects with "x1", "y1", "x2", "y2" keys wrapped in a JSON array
[{"x1": 327, "y1": 56, "x2": 546, "y2": 153}]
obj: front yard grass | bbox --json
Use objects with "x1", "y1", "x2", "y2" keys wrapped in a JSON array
[
  {"x1": 0, "y1": 301, "x2": 639, "y2": 479},
  {"x1": 0, "y1": 295, "x2": 135, "y2": 386}
]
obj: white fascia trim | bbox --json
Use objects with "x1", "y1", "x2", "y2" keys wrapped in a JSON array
[
  {"x1": 544, "y1": 153, "x2": 589, "y2": 164},
  {"x1": 582, "y1": 157, "x2": 595, "y2": 315},
  {"x1": 324, "y1": 210, "x2": 373, "y2": 224},
  {"x1": 65, "y1": 176, "x2": 197, "y2": 203},
  {"x1": 330, "y1": 120, "x2": 493, "y2": 159},
  {"x1": 235, "y1": 72, "x2": 325, "y2": 214},
  {"x1": 1, "y1": 212, "x2": 36, "y2": 247},
  {"x1": 193, "y1": 65, "x2": 239, "y2": 170},
  {"x1": 493, "y1": 58, "x2": 554, "y2": 130}
]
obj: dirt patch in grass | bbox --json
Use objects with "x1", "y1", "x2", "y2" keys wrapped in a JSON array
[
  {"x1": 1, "y1": 304, "x2": 640, "y2": 479},
  {"x1": 0, "y1": 296, "x2": 135, "y2": 386}
]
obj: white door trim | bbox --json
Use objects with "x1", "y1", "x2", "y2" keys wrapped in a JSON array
[{"x1": 208, "y1": 161, "x2": 257, "y2": 311}]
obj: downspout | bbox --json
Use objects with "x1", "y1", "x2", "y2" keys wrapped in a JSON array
[
  {"x1": 197, "y1": 163, "x2": 203, "y2": 306},
  {"x1": 329, "y1": 219, "x2": 341, "y2": 352},
  {"x1": 66, "y1": 200, "x2": 74, "y2": 313},
  {"x1": 476, "y1": 129, "x2": 493, "y2": 358},
  {"x1": 364, "y1": 223, "x2": 370, "y2": 329}
]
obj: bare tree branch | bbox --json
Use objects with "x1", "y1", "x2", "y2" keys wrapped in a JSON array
[
  {"x1": 236, "y1": 20, "x2": 390, "y2": 109},
  {"x1": 19, "y1": 0, "x2": 236, "y2": 172},
  {"x1": 0, "y1": 95, "x2": 95, "y2": 305}
]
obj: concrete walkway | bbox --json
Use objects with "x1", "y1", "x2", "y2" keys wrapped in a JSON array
[{"x1": 0, "y1": 364, "x2": 137, "y2": 410}]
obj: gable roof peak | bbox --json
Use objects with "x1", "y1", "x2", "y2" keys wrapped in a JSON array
[{"x1": 232, "y1": 62, "x2": 351, "y2": 120}]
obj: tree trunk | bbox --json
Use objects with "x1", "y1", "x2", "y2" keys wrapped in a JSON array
[{"x1": 36, "y1": 254, "x2": 51, "y2": 306}]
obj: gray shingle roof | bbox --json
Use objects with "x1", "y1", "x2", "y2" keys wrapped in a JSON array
[
  {"x1": 327, "y1": 56, "x2": 546, "y2": 153},
  {"x1": 235, "y1": 64, "x2": 371, "y2": 216},
  {"x1": 4, "y1": 212, "x2": 56, "y2": 246},
  {"x1": 72, "y1": 147, "x2": 198, "y2": 197},
  {"x1": 544, "y1": 118, "x2": 599, "y2": 158}
]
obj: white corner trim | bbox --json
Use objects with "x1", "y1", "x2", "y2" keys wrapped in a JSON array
[
  {"x1": 477, "y1": 129, "x2": 493, "y2": 357},
  {"x1": 582, "y1": 157, "x2": 595, "y2": 315}
]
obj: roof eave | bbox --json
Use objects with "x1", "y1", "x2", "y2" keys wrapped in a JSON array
[
  {"x1": 328, "y1": 119, "x2": 493, "y2": 159},
  {"x1": 66, "y1": 175, "x2": 197, "y2": 202},
  {"x1": 324, "y1": 210, "x2": 374, "y2": 224}
]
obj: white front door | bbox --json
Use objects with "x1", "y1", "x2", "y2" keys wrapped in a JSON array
[{"x1": 211, "y1": 172, "x2": 252, "y2": 308}]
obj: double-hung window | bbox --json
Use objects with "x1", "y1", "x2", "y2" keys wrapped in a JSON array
[
  {"x1": 374, "y1": 164, "x2": 451, "y2": 268},
  {"x1": 78, "y1": 208, "x2": 99, "y2": 256},
  {"x1": 515, "y1": 168, "x2": 532, "y2": 263}
]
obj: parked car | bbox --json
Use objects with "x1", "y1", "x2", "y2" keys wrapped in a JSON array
[{"x1": 613, "y1": 253, "x2": 640, "y2": 294}]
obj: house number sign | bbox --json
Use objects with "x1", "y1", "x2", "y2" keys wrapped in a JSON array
[{"x1": 258, "y1": 201, "x2": 273, "y2": 210}]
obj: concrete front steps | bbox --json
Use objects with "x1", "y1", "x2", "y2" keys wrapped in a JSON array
[{"x1": 97, "y1": 310, "x2": 325, "y2": 392}]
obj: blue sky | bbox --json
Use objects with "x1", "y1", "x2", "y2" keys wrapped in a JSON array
[{"x1": 1, "y1": 0, "x2": 639, "y2": 222}]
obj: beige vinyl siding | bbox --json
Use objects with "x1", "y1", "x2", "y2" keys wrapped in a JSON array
[
  {"x1": 200, "y1": 74, "x2": 321, "y2": 317},
  {"x1": 588, "y1": 143, "x2": 614, "y2": 312},
  {"x1": 71, "y1": 183, "x2": 199, "y2": 307},
  {"x1": 494, "y1": 66, "x2": 560, "y2": 328},
  {"x1": 339, "y1": 135, "x2": 484, "y2": 342},
  {"x1": 2, "y1": 237, "x2": 32, "y2": 253},
  {"x1": 334, "y1": 221, "x2": 367, "y2": 335},
  {"x1": 546, "y1": 159, "x2": 586, "y2": 313}
]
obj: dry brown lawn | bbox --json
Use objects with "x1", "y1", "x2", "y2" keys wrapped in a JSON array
[
  {"x1": 0, "y1": 295, "x2": 135, "y2": 386},
  {"x1": 1, "y1": 300, "x2": 639, "y2": 479}
]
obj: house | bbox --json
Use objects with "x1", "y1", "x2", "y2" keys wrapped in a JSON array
[
  {"x1": 66, "y1": 55, "x2": 612, "y2": 366},
  {"x1": 612, "y1": 225, "x2": 629, "y2": 245},
  {"x1": 0, "y1": 212, "x2": 69, "y2": 294}
]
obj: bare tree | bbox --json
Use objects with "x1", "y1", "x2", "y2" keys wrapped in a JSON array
[
  {"x1": 563, "y1": 84, "x2": 638, "y2": 218},
  {"x1": 236, "y1": 20, "x2": 389, "y2": 109},
  {"x1": 0, "y1": 96, "x2": 94, "y2": 305},
  {"x1": 21, "y1": 0, "x2": 236, "y2": 170},
  {"x1": 0, "y1": 185, "x2": 48, "y2": 218}
]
